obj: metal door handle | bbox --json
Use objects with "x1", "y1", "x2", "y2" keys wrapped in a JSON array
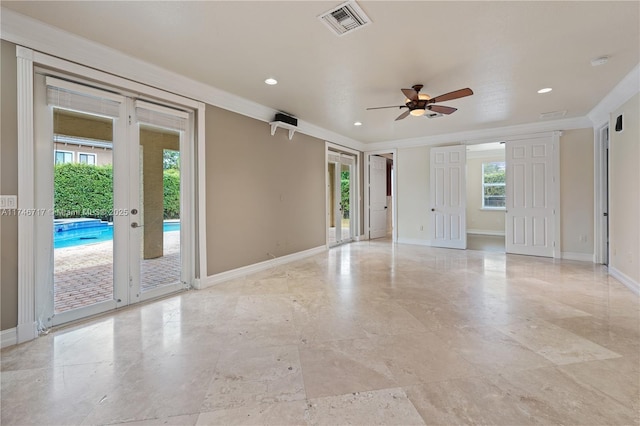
[{"x1": 131, "y1": 222, "x2": 142, "y2": 228}]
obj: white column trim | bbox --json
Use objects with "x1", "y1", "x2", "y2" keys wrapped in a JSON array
[
  {"x1": 16, "y1": 46, "x2": 37, "y2": 343},
  {"x1": 552, "y1": 131, "x2": 562, "y2": 259},
  {"x1": 195, "y1": 104, "x2": 207, "y2": 288}
]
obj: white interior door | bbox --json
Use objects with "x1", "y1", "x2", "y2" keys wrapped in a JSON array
[
  {"x1": 505, "y1": 137, "x2": 556, "y2": 257},
  {"x1": 430, "y1": 145, "x2": 467, "y2": 249},
  {"x1": 369, "y1": 154, "x2": 387, "y2": 239}
]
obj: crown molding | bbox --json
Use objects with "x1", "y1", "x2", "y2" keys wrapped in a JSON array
[
  {"x1": 1, "y1": 7, "x2": 634, "y2": 153},
  {"x1": 365, "y1": 116, "x2": 591, "y2": 151},
  {"x1": 0, "y1": 8, "x2": 364, "y2": 151},
  {"x1": 588, "y1": 64, "x2": 640, "y2": 128}
]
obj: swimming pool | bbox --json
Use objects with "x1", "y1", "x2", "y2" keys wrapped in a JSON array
[{"x1": 54, "y1": 219, "x2": 180, "y2": 249}]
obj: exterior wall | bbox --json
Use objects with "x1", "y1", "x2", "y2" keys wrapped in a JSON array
[
  {"x1": 609, "y1": 93, "x2": 640, "y2": 284},
  {"x1": 466, "y1": 154, "x2": 506, "y2": 235},
  {"x1": 560, "y1": 128, "x2": 595, "y2": 256},
  {"x1": 1, "y1": 40, "x2": 19, "y2": 330},
  {"x1": 205, "y1": 105, "x2": 325, "y2": 275}
]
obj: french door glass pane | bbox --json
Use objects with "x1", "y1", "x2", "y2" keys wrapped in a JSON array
[
  {"x1": 340, "y1": 163, "x2": 351, "y2": 241},
  {"x1": 53, "y1": 109, "x2": 114, "y2": 313},
  {"x1": 139, "y1": 125, "x2": 181, "y2": 292}
]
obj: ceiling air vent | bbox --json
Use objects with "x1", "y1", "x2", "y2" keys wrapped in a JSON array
[
  {"x1": 319, "y1": 1, "x2": 371, "y2": 36},
  {"x1": 539, "y1": 110, "x2": 567, "y2": 120},
  {"x1": 425, "y1": 113, "x2": 443, "y2": 119}
]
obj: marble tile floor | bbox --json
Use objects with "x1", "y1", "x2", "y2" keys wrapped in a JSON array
[{"x1": 1, "y1": 240, "x2": 639, "y2": 425}]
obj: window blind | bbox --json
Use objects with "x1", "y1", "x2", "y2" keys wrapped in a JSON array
[
  {"x1": 46, "y1": 76, "x2": 122, "y2": 118},
  {"x1": 135, "y1": 100, "x2": 189, "y2": 132}
]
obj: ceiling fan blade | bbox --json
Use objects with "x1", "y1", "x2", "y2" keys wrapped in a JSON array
[
  {"x1": 428, "y1": 104, "x2": 457, "y2": 115},
  {"x1": 401, "y1": 88, "x2": 418, "y2": 102},
  {"x1": 395, "y1": 110, "x2": 411, "y2": 121},
  {"x1": 430, "y1": 88, "x2": 473, "y2": 103},
  {"x1": 366, "y1": 105, "x2": 405, "y2": 110}
]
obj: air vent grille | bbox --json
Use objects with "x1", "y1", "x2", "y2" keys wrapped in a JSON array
[
  {"x1": 539, "y1": 110, "x2": 567, "y2": 120},
  {"x1": 319, "y1": 1, "x2": 371, "y2": 36},
  {"x1": 425, "y1": 112, "x2": 443, "y2": 119}
]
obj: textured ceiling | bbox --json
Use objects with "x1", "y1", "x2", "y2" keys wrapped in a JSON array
[{"x1": 3, "y1": 1, "x2": 639, "y2": 143}]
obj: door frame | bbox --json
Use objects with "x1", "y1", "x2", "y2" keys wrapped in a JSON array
[
  {"x1": 364, "y1": 149, "x2": 397, "y2": 242},
  {"x1": 594, "y1": 123, "x2": 609, "y2": 265},
  {"x1": 15, "y1": 47, "x2": 205, "y2": 342},
  {"x1": 325, "y1": 142, "x2": 361, "y2": 247}
]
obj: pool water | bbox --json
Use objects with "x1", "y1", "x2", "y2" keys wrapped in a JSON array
[{"x1": 54, "y1": 219, "x2": 180, "y2": 249}]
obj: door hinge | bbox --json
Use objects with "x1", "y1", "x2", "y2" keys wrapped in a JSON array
[{"x1": 128, "y1": 115, "x2": 132, "y2": 125}]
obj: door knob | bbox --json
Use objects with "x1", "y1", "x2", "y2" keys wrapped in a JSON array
[{"x1": 131, "y1": 222, "x2": 141, "y2": 228}]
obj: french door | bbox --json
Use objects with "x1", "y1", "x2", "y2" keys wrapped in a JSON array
[
  {"x1": 327, "y1": 151, "x2": 355, "y2": 246},
  {"x1": 34, "y1": 73, "x2": 192, "y2": 327}
]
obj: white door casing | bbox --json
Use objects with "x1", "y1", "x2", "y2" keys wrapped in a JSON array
[
  {"x1": 430, "y1": 145, "x2": 467, "y2": 249},
  {"x1": 505, "y1": 137, "x2": 557, "y2": 257},
  {"x1": 369, "y1": 154, "x2": 387, "y2": 239}
]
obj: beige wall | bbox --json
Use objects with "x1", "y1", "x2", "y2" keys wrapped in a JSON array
[
  {"x1": 560, "y1": 128, "x2": 594, "y2": 256},
  {"x1": 205, "y1": 105, "x2": 325, "y2": 275},
  {"x1": 1, "y1": 40, "x2": 19, "y2": 330},
  {"x1": 609, "y1": 93, "x2": 640, "y2": 283},
  {"x1": 396, "y1": 146, "x2": 431, "y2": 243},
  {"x1": 466, "y1": 154, "x2": 506, "y2": 234}
]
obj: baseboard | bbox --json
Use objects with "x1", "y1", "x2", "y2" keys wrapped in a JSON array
[
  {"x1": 561, "y1": 252, "x2": 594, "y2": 262},
  {"x1": 467, "y1": 229, "x2": 506, "y2": 236},
  {"x1": 609, "y1": 267, "x2": 640, "y2": 295},
  {"x1": 397, "y1": 238, "x2": 432, "y2": 246},
  {"x1": 1, "y1": 327, "x2": 17, "y2": 348},
  {"x1": 203, "y1": 245, "x2": 327, "y2": 288}
]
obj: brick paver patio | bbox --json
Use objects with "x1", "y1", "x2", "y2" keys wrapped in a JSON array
[{"x1": 54, "y1": 231, "x2": 180, "y2": 313}]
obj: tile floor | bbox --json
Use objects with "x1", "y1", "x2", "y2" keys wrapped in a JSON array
[{"x1": 1, "y1": 239, "x2": 639, "y2": 425}]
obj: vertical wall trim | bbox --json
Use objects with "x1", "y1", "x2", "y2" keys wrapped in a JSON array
[
  {"x1": 552, "y1": 131, "x2": 562, "y2": 259},
  {"x1": 195, "y1": 103, "x2": 207, "y2": 288},
  {"x1": 16, "y1": 46, "x2": 37, "y2": 343}
]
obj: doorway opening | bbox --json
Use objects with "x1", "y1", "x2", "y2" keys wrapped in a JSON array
[
  {"x1": 365, "y1": 151, "x2": 395, "y2": 241},
  {"x1": 465, "y1": 142, "x2": 506, "y2": 252},
  {"x1": 326, "y1": 145, "x2": 359, "y2": 247}
]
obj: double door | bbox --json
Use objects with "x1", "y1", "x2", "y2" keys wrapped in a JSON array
[{"x1": 34, "y1": 74, "x2": 193, "y2": 326}]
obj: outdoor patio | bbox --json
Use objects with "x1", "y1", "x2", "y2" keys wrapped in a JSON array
[{"x1": 54, "y1": 230, "x2": 180, "y2": 313}]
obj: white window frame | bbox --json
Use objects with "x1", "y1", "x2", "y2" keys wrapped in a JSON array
[
  {"x1": 54, "y1": 149, "x2": 74, "y2": 164},
  {"x1": 481, "y1": 161, "x2": 506, "y2": 210},
  {"x1": 77, "y1": 152, "x2": 96, "y2": 165}
]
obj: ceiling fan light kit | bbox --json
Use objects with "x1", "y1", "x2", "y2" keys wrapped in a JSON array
[{"x1": 367, "y1": 84, "x2": 474, "y2": 121}]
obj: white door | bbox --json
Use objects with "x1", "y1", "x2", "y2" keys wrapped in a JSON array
[
  {"x1": 430, "y1": 145, "x2": 467, "y2": 249},
  {"x1": 34, "y1": 74, "x2": 192, "y2": 327},
  {"x1": 327, "y1": 152, "x2": 355, "y2": 246},
  {"x1": 505, "y1": 138, "x2": 556, "y2": 257},
  {"x1": 369, "y1": 155, "x2": 387, "y2": 239}
]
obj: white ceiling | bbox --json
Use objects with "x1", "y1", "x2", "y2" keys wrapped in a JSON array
[{"x1": 3, "y1": 1, "x2": 639, "y2": 144}]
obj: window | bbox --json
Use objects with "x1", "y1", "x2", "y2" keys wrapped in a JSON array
[
  {"x1": 78, "y1": 153, "x2": 96, "y2": 165},
  {"x1": 482, "y1": 161, "x2": 506, "y2": 208},
  {"x1": 55, "y1": 150, "x2": 73, "y2": 164}
]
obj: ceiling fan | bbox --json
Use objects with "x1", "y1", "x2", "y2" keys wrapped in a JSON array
[{"x1": 367, "y1": 85, "x2": 473, "y2": 121}]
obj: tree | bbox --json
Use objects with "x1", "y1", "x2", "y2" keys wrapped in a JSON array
[{"x1": 163, "y1": 150, "x2": 180, "y2": 170}]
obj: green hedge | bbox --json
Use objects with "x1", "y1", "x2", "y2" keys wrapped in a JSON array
[
  {"x1": 163, "y1": 168, "x2": 180, "y2": 219},
  {"x1": 54, "y1": 163, "x2": 180, "y2": 221}
]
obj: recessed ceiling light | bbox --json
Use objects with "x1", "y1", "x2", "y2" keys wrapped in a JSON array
[
  {"x1": 537, "y1": 87, "x2": 553, "y2": 94},
  {"x1": 354, "y1": 121, "x2": 362, "y2": 126},
  {"x1": 264, "y1": 78, "x2": 278, "y2": 85}
]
